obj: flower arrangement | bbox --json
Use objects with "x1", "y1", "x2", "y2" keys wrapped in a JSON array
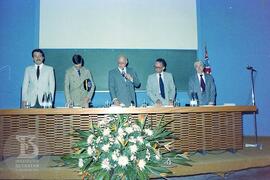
[{"x1": 60, "y1": 114, "x2": 191, "y2": 179}]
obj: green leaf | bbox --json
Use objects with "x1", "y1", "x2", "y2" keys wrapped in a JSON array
[
  {"x1": 170, "y1": 158, "x2": 192, "y2": 166},
  {"x1": 137, "y1": 170, "x2": 148, "y2": 180},
  {"x1": 72, "y1": 141, "x2": 88, "y2": 148},
  {"x1": 74, "y1": 129, "x2": 90, "y2": 138},
  {"x1": 88, "y1": 164, "x2": 102, "y2": 174},
  {"x1": 145, "y1": 165, "x2": 172, "y2": 177}
]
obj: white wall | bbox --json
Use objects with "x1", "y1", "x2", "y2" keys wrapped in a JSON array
[{"x1": 39, "y1": 0, "x2": 197, "y2": 49}]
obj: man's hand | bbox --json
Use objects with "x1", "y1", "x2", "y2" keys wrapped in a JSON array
[
  {"x1": 168, "y1": 99, "x2": 174, "y2": 106},
  {"x1": 81, "y1": 97, "x2": 90, "y2": 108},
  {"x1": 155, "y1": 99, "x2": 163, "y2": 106},
  {"x1": 124, "y1": 73, "x2": 133, "y2": 82},
  {"x1": 208, "y1": 102, "x2": 214, "y2": 105},
  {"x1": 113, "y1": 99, "x2": 121, "y2": 106},
  {"x1": 22, "y1": 101, "x2": 27, "y2": 108},
  {"x1": 84, "y1": 97, "x2": 90, "y2": 103}
]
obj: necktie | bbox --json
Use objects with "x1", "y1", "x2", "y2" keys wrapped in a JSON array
[
  {"x1": 200, "y1": 74, "x2": 205, "y2": 92},
  {"x1": 36, "y1": 66, "x2": 40, "y2": 80},
  {"x1": 77, "y1": 70, "x2": 81, "y2": 76},
  {"x1": 159, "y1": 74, "x2": 165, "y2": 99}
]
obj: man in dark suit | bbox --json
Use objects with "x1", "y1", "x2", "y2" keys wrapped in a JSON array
[
  {"x1": 108, "y1": 55, "x2": 141, "y2": 107},
  {"x1": 188, "y1": 61, "x2": 216, "y2": 105}
]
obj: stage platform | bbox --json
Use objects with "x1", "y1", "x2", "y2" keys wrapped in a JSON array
[{"x1": 0, "y1": 137, "x2": 270, "y2": 179}]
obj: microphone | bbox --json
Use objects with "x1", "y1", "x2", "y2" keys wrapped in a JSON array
[
  {"x1": 246, "y1": 65, "x2": 256, "y2": 72},
  {"x1": 121, "y1": 71, "x2": 126, "y2": 77}
]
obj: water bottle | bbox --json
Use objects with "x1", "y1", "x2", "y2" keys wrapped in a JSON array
[{"x1": 190, "y1": 92, "x2": 196, "y2": 107}]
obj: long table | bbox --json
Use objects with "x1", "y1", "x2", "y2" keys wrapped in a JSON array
[{"x1": 0, "y1": 106, "x2": 256, "y2": 159}]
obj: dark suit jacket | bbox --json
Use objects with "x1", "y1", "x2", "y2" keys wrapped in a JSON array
[
  {"x1": 188, "y1": 73, "x2": 216, "y2": 105},
  {"x1": 108, "y1": 67, "x2": 140, "y2": 106}
]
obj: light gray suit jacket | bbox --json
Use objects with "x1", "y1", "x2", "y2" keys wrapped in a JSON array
[
  {"x1": 188, "y1": 73, "x2": 216, "y2": 105},
  {"x1": 108, "y1": 67, "x2": 140, "y2": 106},
  {"x1": 64, "y1": 67, "x2": 95, "y2": 107},
  {"x1": 146, "y1": 72, "x2": 176, "y2": 105},
  {"x1": 22, "y1": 64, "x2": 55, "y2": 106}
]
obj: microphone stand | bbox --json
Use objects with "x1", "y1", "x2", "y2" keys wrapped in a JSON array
[{"x1": 245, "y1": 67, "x2": 262, "y2": 150}]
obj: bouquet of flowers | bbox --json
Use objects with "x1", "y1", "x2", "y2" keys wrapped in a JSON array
[{"x1": 60, "y1": 114, "x2": 191, "y2": 179}]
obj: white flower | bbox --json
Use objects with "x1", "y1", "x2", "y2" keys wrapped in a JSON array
[
  {"x1": 114, "y1": 138, "x2": 120, "y2": 145},
  {"x1": 136, "y1": 136, "x2": 144, "y2": 144},
  {"x1": 132, "y1": 124, "x2": 141, "y2": 132},
  {"x1": 102, "y1": 144, "x2": 110, "y2": 152},
  {"x1": 146, "y1": 143, "x2": 151, "y2": 147},
  {"x1": 118, "y1": 128, "x2": 126, "y2": 137},
  {"x1": 125, "y1": 127, "x2": 134, "y2": 134},
  {"x1": 109, "y1": 137, "x2": 114, "y2": 142},
  {"x1": 103, "y1": 128, "x2": 111, "y2": 136},
  {"x1": 98, "y1": 119, "x2": 107, "y2": 127},
  {"x1": 129, "y1": 136, "x2": 137, "y2": 143},
  {"x1": 101, "y1": 158, "x2": 111, "y2": 171},
  {"x1": 130, "y1": 154, "x2": 136, "y2": 161},
  {"x1": 87, "y1": 134, "x2": 94, "y2": 144},
  {"x1": 129, "y1": 144, "x2": 138, "y2": 154},
  {"x1": 137, "y1": 159, "x2": 146, "y2": 171},
  {"x1": 116, "y1": 136, "x2": 125, "y2": 145},
  {"x1": 144, "y1": 129, "x2": 153, "y2": 136},
  {"x1": 118, "y1": 155, "x2": 129, "y2": 167},
  {"x1": 96, "y1": 137, "x2": 101, "y2": 144},
  {"x1": 78, "y1": 158, "x2": 84, "y2": 168},
  {"x1": 146, "y1": 149, "x2": 151, "y2": 160},
  {"x1": 87, "y1": 146, "x2": 95, "y2": 156},
  {"x1": 112, "y1": 150, "x2": 120, "y2": 161}
]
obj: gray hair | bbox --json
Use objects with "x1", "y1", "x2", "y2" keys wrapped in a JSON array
[{"x1": 194, "y1": 60, "x2": 204, "y2": 68}]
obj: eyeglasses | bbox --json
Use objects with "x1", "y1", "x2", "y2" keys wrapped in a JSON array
[{"x1": 154, "y1": 66, "x2": 163, "y2": 69}]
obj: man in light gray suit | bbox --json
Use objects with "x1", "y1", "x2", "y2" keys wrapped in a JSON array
[
  {"x1": 188, "y1": 61, "x2": 216, "y2": 105},
  {"x1": 146, "y1": 58, "x2": 176, "y2": 106},
  {"x1": 64, "y1": 54, "x2": 95, "y2": 108},
  {"x1": 22, "y1": 49, "x2": 55, "y2": 108},
  {"x1": 108, "y1": 55, "x2": 140, "y2": 107}
]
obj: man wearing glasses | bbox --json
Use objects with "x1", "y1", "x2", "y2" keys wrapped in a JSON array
[
  {"x1": 146, "y1": 58, "x2": 176, "y2": 106},
  {"x1": 108, "y1": 55, "x2": 141, "y2": 107}
]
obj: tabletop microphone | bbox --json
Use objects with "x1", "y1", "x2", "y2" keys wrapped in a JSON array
[{"x1": 246, "y1": 65, "x2": 256, "y2": 72}]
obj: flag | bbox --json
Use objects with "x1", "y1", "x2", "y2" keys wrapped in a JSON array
[{"x1": 203, "y1": 45, "x2": 211, "y2": 74}]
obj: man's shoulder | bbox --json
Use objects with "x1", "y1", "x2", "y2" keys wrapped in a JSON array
[
  {"x1": 189, "y1": 73, "x2": 197, "y2": 80},
  {"x1": 66, "y1": 67, "x2": 74, "y2": 73},
  {"x1": 126, "y1": 67, "x2": 135, "y2": 73},
  {"x1": 25, "y1": 65, "x2": 34, "y2": 71},
  {"x1": 43, "y1": 64, "x2": 54, "y2": 70},
  {"x1": 205, "y1": 73, "x2": 214, "y2": 81},
  {"x1": 147, "y1": 73, "x2": 156, "y2": 79},
  {"x1": 81, "y1": 67, "x2": 90, "y2": 73},
  {"x1": 164, "y1": 72, "x2": 172, "y2": 77},
  {"x1": 205, "y1": 73, "x2": 213, "y2": 78},
  {"x1": 109, "y1": 68, "x2": 118, "y2": 74}
]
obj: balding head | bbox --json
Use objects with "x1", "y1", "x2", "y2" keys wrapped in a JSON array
[
  {"x1": 117, "y1": 55, "x2": 128, "y2": 69},
  {"x1": 194, "y1": 60, "x2": 204, "y2": 74}
]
